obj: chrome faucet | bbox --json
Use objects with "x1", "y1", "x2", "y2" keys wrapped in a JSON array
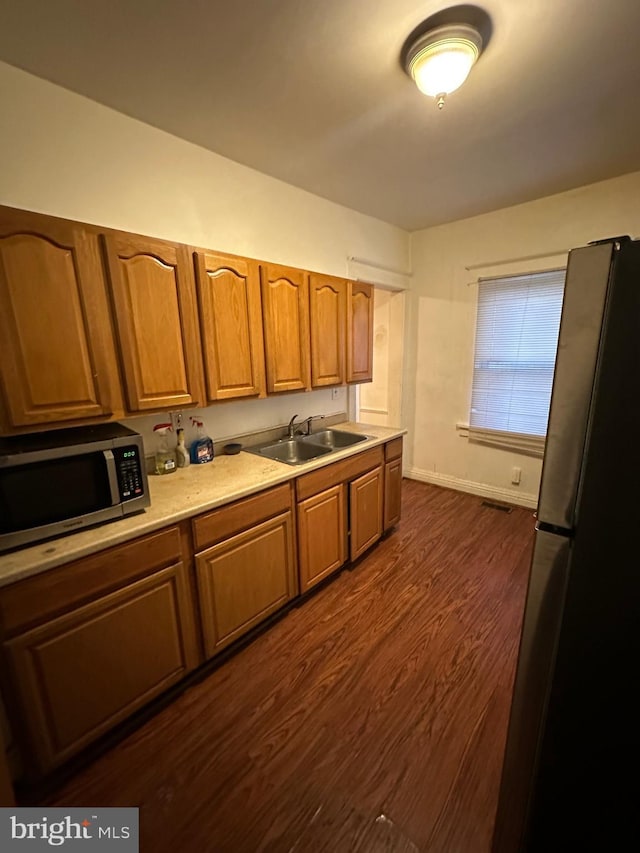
[
  {"x1": 287, "y1": 414, "x2": 301, "y2": 439},
  {"x1": 287, "y1": 414, "x2": 325, "y2": 438}
]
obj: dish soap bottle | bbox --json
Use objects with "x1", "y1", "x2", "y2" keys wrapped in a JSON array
[
  {"x1": 190, "y1": 419, "x2": 214, "y2": 465},
  {"x1": 153, "y1": 423, "x2": 177, "y2": 475},
  {"x1": 175, "y1": 427, "x2": 190, "y2": 468}
]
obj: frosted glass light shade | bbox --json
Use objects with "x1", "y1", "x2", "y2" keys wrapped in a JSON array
[{"x1": 406, "y1": 24, "x2": 482, "y2": 99}]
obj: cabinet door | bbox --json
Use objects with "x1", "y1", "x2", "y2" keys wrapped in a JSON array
[
  {"x1": 309, "y1": 273, "x2": 346, "y2": 387},
  {"x1": 103, "y1": 233, "x2": 203, "y2": 411},
  {"x1": 350, "y1": 465, "x2": 383, "y2": 561},
  {"x1": 260, "y1": 264, "x2": 311, "y2": 392},
  {"x1": 347, "y1": 281, "x2": 374, "y2": 383},
  {"x1": 194, "y1": 251, "x2": 266, "y2": 401},
  {"x1": 3, "y1": 562, "x2": 198, "y2": 774},
  {"x1": 0, "y1": 727, "x2": 14, "y2": 806},
  {"x1": 196, "y1": 511, "x2": 297, "y2": 658},
  {"x1": 0, "y1": 207, "x2": 121, "y2": 428},
  {"x1": 297, "y1": 484, "x2": 347, "y2": 592},
  {"x1": 384, "y1": 458, "x2": 403, "y2": 530}
]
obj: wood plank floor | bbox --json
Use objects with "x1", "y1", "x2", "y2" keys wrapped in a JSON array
[{"x1": 44, "y1": 481, "x2": 535, "y2": 852}]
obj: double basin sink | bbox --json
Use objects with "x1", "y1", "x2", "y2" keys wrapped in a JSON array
[{"x1": 247, "y1": 429, "x2": 370, "y2": 466}]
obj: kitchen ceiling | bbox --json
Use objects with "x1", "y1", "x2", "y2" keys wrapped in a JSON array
[{"x1": 2, "y1": 1, "x2": 640, "y2": 230}]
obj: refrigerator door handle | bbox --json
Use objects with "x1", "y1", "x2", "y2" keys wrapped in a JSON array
[{"x1": 492, "y1": 529, "x2": 572, "y2": 853}]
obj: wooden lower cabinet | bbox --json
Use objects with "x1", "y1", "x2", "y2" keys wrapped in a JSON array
[
  {"x1": 350, "y1": 466, "x2": 384, "y2": 561},
  {"x1": 297, "y1": 484, "x2": 347, "y2": 592},
  {"x1": 295, "y1": 443, "x2": 389, "y2": 587},
  {"x1": 383, "y1": 436, "x2": 403, "y2": 532},
  {"x1": 196, "y1": 510, "x2": 297, "y2": 658},
  {"x1": 384, "y1": 458, "x2": 403, "y2": 530},
  {"x1": 0, "y1": 439, "x2": 402, "y2": 780},
  {"x1": 0, "y1": 727, "x2": 14, "y2": 805},
  {"x1": 3, "y1": 559, "x2": 198, "y2": 775}
]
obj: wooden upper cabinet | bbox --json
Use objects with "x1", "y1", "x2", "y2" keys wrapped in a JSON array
[
  {"x1": 347, "y1": 281, "x2": 374, "y2": 383},
  {"x1": 309, "y1": 273, "x2": 346, "y2": 387},
  {"x1": 260, "y1": 264, "x2": 311, "y2": 393},
  {"x1": 194, "y1": 251, "x2": 266, "y2": 401},
  {"x1": 102, "y1": 233, "x2": 203, "y2": 412},
  {"x1": 0, "y1": 207, "x2": 121, "y2": 429}
]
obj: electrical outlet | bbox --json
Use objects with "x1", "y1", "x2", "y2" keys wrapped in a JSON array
[
  {"x1": 511, "y1": 466, "x2": 521, "y2": 485},
  {"x1": 331, "y1": 387, "x2": 340, "y2": 400}
]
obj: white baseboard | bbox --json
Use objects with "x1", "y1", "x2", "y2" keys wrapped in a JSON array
[{"x1": 404, "y1": 466, "x2": 538, "y2": 509}]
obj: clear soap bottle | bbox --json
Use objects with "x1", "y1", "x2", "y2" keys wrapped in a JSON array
[
  {"x1": 153, "y1": 423, "x2": 177, "y2": 475},
  {"x1": 176, "y1": 427, "x2": 190, "y2": 468}
]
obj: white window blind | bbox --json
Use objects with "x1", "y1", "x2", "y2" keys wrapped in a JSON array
[{"x1": 470, "y1": 269, "x2": 565, "y2": 441}]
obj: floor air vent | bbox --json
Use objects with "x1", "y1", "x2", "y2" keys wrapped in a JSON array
[{"x1": 481, "y1": 500, "x2": 513, "y2": 513}]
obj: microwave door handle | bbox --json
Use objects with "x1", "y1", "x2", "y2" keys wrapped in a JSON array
[{"x1": 103, "y1": 450, "x2": 120, "y2": 506}]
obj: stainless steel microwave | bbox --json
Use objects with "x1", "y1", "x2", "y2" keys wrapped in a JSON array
[{"x1": 0, "y1": 423, "x2": 150, "y2": 553}]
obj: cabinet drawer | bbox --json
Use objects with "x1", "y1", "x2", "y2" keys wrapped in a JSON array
[
  {"x1": 385, "y1": 437, "x2": 404, "y2": 462},
  {"x1": 192, "y1": 484, "x2": 292, "y2": 551},
  {"x1": 4, "y1": 561, "x2": 197, "y2": 774},
  {"x1": 0, "y1": 526, "x2": 183, "y2": 638},
  {"x1": 296, "y1": 446, "x2": 384, "y2": 501}
]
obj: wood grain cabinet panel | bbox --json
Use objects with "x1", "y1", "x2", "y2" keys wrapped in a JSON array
[
  {"x1": 102, "y1": 233, "x2": 203, "y2": 412},
  {"x1": 0, "y1": 727, "x2": 14, "y2": 805},
  {"x1": 196, "y1": 511, "x2": 297, "y2": 658},
  {"x1": 297, "y1": 484, "x2": 347, "y2": 592},
  {"x1": 309, "y1": 273, "x2": 346, "y2": 387},
  {"x1": 385, "y1": 437, "x2": 403, "y2": 462},
  {"x1": 347, "y1": 281, "x2": 374, "y2": 384},
  {"x1": 296, "y1": 446, "x2": 384, "y2": 502},
  {"x1": 0, "y1": 208, "x2": 121, "y2": 428},
  {"x1": 194, "y1": 250, "x2": 266, "y2": 401},
  {"x1": 260, "y1": 264, "x2": 311, "y2": 393},
  {"x1": 383, "y1": 437, "x2": 403, "y2": 531},
  {"x1": 0, "y1": 526, "x2": 184, "y2": 638},
  {"x1": 384, "y1": 458, "x2": 403, "y2": 531},
  {"x1": 3, "y1": 562, "x2": 198, "y2": 775},
  {"x1": 350, "y1": 465, "x2": 383, "y2": 561},
  {"x1": 192, "y1": 484, "x2": 291, "y2": 552}
]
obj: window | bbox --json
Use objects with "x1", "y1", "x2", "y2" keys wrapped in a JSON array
[{"x1": 469, "y1": 269, "x2": 565, "y2": 453}]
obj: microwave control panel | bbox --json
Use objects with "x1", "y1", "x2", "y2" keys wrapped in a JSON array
[{"x1": 113, "y1": 445, "x2": 145, "y2": 501}]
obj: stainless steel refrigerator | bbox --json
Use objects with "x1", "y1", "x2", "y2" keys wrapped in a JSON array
[{"x1": 492, "y1": 236, "x2": 640, "y2": 852}]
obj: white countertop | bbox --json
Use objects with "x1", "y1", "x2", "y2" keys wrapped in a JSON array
[{"x1": 0, "y1": 422, "x2": 406, "y2": 588}]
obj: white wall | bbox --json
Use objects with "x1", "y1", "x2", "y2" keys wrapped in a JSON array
[
  {"x1": 405, "y1": 170, "x2": 640, "y2": 507},
  {"x1": 0, "y1": 61, "x2": 410, "y2": 451}
]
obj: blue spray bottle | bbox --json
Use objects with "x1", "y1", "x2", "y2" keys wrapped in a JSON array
[{"x1": 189, "y1": 418, "x2": 214, "y2": 464}]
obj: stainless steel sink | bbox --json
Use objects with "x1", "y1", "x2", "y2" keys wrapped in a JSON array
[
  {"x1": 246, "y1": 429, "x2": 370, "y2": 465},
  {"x1": 248, "y1": 438, "x2": 334, "y2": 465},
  {"x1": 298, "y1": 429, "x2": 369, "y2": 449}
]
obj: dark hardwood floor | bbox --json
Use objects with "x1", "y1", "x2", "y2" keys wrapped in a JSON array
[{"x1": 44, "y1": 480, "x2": 535, "y2": 852}]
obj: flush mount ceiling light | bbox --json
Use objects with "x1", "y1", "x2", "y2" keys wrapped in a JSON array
[{"x1": 404, "y1": 22, "x2": 483, "y2": 109}]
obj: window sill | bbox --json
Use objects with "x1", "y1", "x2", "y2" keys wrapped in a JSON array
[{"x1": 456, "y1": 423, "x2": 545, "y2": 458}]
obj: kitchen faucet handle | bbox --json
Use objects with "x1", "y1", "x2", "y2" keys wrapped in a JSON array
[{"x1": 303, "y1": 414, "x2": 325, "y2": 435}]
